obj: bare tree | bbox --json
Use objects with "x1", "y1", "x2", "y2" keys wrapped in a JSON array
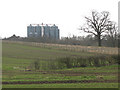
[
  {"x1": 106, "y1": 21, "x2": 118, "y2": 47},
  {"x1": 80, "y1": 11, "x2": 110, "y2": 46}
]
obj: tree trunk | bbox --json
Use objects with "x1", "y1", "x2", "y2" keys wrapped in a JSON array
[{"x1": 98, "y1": 35, "x2": 101, "y2": 46}]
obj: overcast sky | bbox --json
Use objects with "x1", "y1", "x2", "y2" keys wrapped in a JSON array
[{"x1": 0, "y1": 0, "x2": 119, "y2": 38}]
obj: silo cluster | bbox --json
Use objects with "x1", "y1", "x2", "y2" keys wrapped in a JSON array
[{"x1": 27, "y1": 23, "x2": 59, "y2": 39}]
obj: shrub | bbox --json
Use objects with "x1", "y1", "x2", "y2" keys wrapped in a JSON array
[
  {"x1": 57, "y1": 57, "x2": 73, "y2": 68},
  {"x1": 30, "y1": 54, "x2": 118, "y2": 70},
  {"x1": 33, "y1": 60, "x2": 40, "y2": 70},
  {"x1": 111, "y1": 54, "x2": 120, "y2": 64}
]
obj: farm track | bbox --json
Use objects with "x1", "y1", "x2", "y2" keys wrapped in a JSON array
[
  {"x1": 3, "y1": 71, "x2": 118, "y2": 76},
  {"x1": 3, "y1": 69, "x2": 118, "y2": 76},
  {"x1": 37, "y1": 71, "x2": 118, "y2": 76},
  {"x1": 2, "y1": 80, "x2": 118, "y2": 84}
]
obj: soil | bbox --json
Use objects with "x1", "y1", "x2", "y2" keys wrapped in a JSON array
[{"x1": 2, "y1": 80, "x2": 118, "y2": 84}]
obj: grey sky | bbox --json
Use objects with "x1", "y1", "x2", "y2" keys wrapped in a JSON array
[{"x1": 0, "y1": 0, "x2": 119, "y2": 38}]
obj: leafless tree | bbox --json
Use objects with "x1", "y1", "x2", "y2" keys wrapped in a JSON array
[
  {"x1": 80, "y1": 11, "x2": 111, "y2": 46},
  {"x1": 106, "y1": 21, "x2": 118, "y2": 47}
]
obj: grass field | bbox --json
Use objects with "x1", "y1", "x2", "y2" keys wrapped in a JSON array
[{"x1": 2, "y1": 41, "x2": 119, "y2": 88}]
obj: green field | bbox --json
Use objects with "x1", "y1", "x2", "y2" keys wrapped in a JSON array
[{"x1": 2, "y1": 41, "x2": 119, "y2": 88}]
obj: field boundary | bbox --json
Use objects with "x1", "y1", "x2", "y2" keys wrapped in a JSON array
[{"x1": 3, "y1": 40, "x2": 118, "y2": 55}]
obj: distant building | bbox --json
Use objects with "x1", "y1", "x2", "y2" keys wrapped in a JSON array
[
  {"x1": 27, "y1": 23, "x2": 59, "y2": 39},
  {"x1": 5, "y1": 34, "x2": 21, "y2": 40}
]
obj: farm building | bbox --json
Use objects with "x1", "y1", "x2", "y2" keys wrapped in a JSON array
[{"x1": 27, "y1": 23, "x2": 60, "y2": 39}]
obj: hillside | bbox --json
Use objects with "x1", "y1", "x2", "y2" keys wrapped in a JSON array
[{"x1": 2, "y1": 40, "x2": 119, "y2": 88}]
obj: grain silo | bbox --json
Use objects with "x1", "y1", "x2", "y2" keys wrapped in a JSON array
[{"x1": 27, "y1": 23, "x2": 60, "y2": 39}]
